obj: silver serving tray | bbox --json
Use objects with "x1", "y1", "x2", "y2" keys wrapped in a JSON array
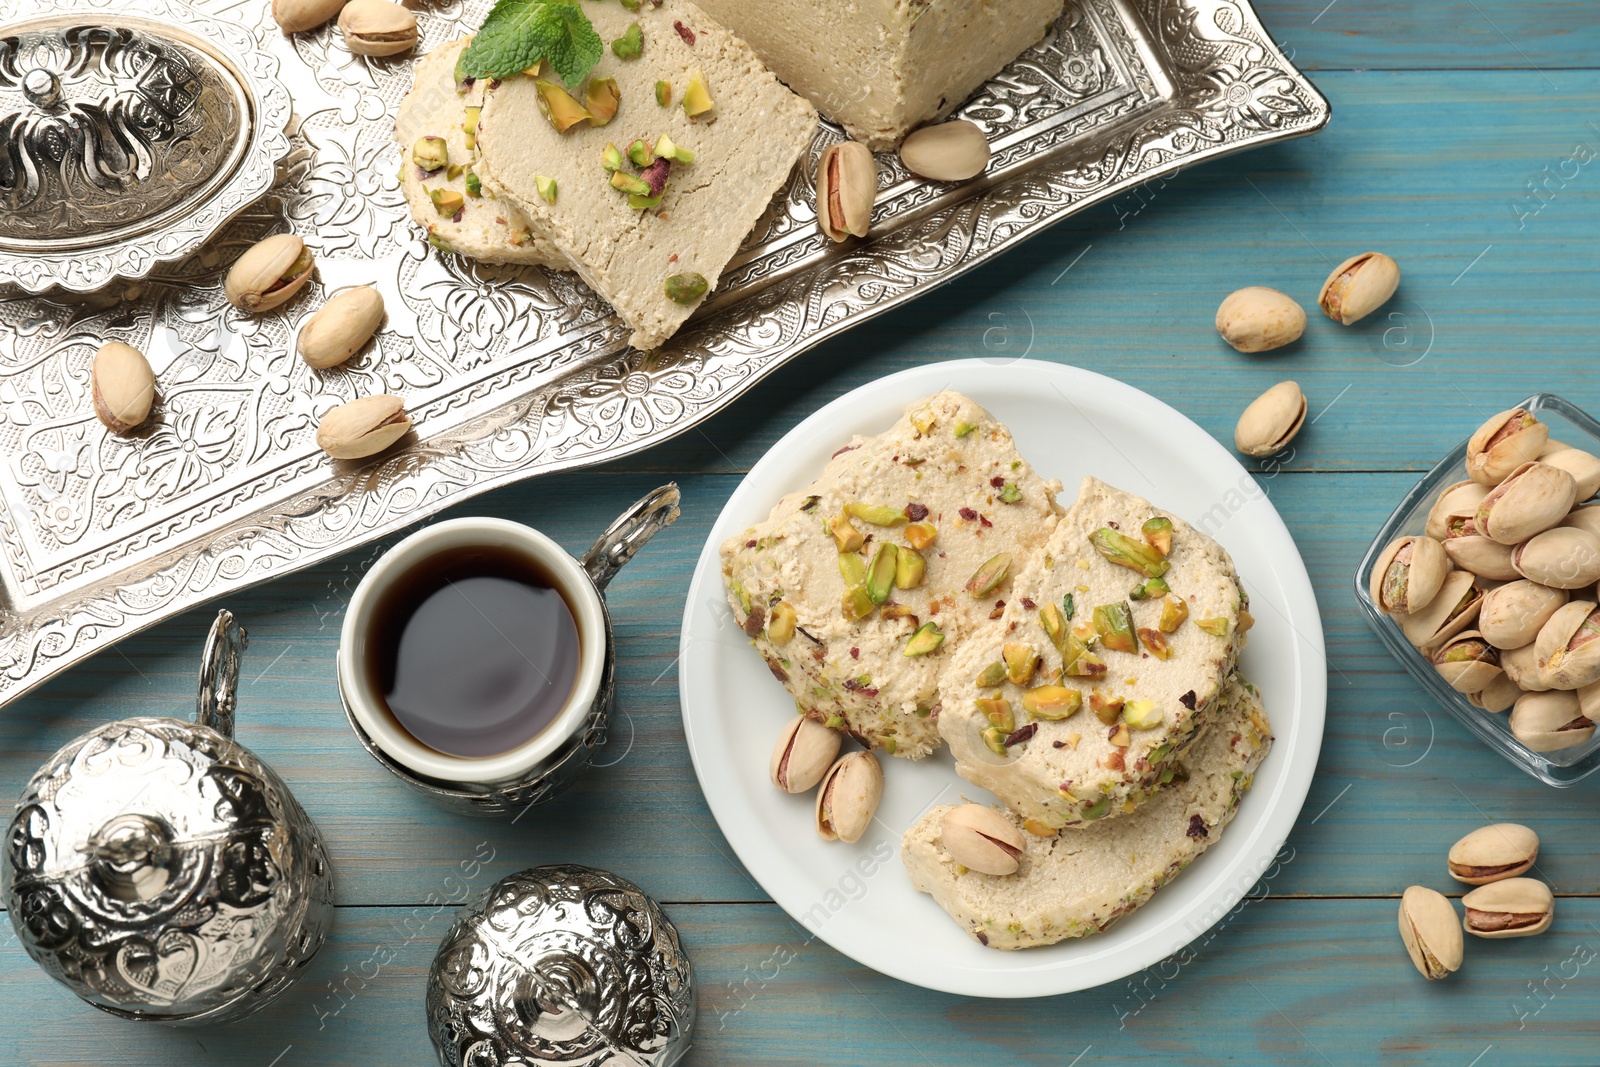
[{"x1": 0, "y1": 0, "x2": 1327, "y2": 707}]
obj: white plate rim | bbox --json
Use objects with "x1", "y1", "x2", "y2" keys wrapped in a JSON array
[{"x1": 678, "y1": 358, "x2": 1326, "y2": 997}]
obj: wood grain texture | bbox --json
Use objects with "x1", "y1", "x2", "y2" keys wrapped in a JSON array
[{"x1": 5, "y1": 15, "x2": 1600, "y2": 1065}]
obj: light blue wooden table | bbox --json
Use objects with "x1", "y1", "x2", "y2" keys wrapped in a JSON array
[{"x1": 4, "y1": 1, "x2": 1600, "y2": 1063}]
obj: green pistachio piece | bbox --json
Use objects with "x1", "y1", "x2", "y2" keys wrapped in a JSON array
[
  {"x1": 628, "y1": 193, "x2": 663, "y2": 210},
  {"x1": 1003, "y1": 642, "x2": 1037, "y2": 685},
  {"x1": 1063, "y1": 641, "x2": 1107, "y2": 678},
  {"x1": 585, "y1": 78, "x2": 620, "y2": 127},
  {"x1": 729, "y1": 579, "x2": 752, "y2": 614},
  {"x1": 1081, "y1": 796, "x2": 1113, "y2": 820},
  {"x1": 982, "y1": 726, "x2": 1010, "y2": 757},
  {"x1": 429, "y1": 188, "x2": 464, "y2": 215},
  {"x1": 841, "y1": 584, "x2": 875, "y2": 621},
  {"x1": 1159, "y1": 595, "x2": 1188, "y2": 633},
  {"x1": 829, "y1": 513, "x2": 864, "y2": 552},
  {"x1": 535, "y1": 175, "x2": 558, "y2": 204},
  {"x1": 965, "y1": 552, "x2": 1012, "y2": 598},
  {"x1": 1062, "y1": 593, "x2": 1076, "y2": 620},
  {"x1": 464, "y1": 171, "x2": 483, "y2": 197},
  {"x1": 535, "y1": 79, "x2": 592, "y2": 133},
  {"x1": 838, "y1": 551, "x2": 866, "y2": 585},
  {"x1": 654, "y1": 132, "x2": 695, "y2": 163},
  {"x1": 975, "y1": 697, "x2": 1014, "y2": 733},
  {"x1": 844, "y1": 502, "x2": 907, "y2": 527},
  {"x1": 865, "y1": 543, "x2": 898, "y2": 604},
  {"x1": 619, "y1": 0, "x2": 639, "y2": 9},
  {"x1": 767, "y1": 601, "x2": 796, "y2": 644},
  {"x1": 954, "y1": 421, "x2": 978, "y2": 437},
  {"x1": 1124, "y1": 700, "x2": 1162, "y2": 729},
  {"x1": 413, "y1": 135, "x2": 448, "y2": 172},
  {"x1": 427, "y1": 233, "x2": 454, "y2": 253},
  {"x1": 1129, "y1": 576, "x2": 1170, "y2": 601},
  {"x1": 446, "y1": 162, "x2": 465, "y2": 181},
  {"x1": 655, "y1": 79, "x2": 671, "y2": 106},
  {"x1": 1139, "y1": 628, "x2": 1171, "y2": 660},
  {"x1": 664, "y1": 272, "x2": 708, "y2": 305},
  {"x1": 894, "y1": 547, "x2": 925, "y2": 589},
  {"x1": 1090, "y1": 528, "x2": 1171, "y2": 578},
  {"x1": 627, "y1": 138, "x2": 655, "y2": 167},
  {"x1": 1196, "y1": 617, "x2": 1231, "y2": 637},
  {"x1": 602, "y1": 143, "x2": 624, "y2": 172},
  {"x1": 904, "y1": 523, "x2": 937, "y2": 549},
  {"x1": 903, "y1": 622, "x2": 944, "y2": 656},
  {"x1": 1089, "y1": 692, "x2": 1124, "y2": 725},
  {"x1": 610, "y1": 171, "x2": 652, "y2": 195},
  {"x1": 462, "y1": 106, "x2": 481, "y2": 150},
  {"x1": 999, "y1": 482, "x2": 1022, "y2": 503},
  {"x1": 682, "y1": 67, "x2": 713, "y2": 116},
  {"x1": 1142, "y1": 516, "x2": 1174, "y2": 556},
  {"x1": 1092, "y1": 603, "x2": 1139, "y2": 654},
  {"x1": 1039, "y1": 601, "x2": 1067, "y2": 655},
  {"x1": 976, "y1": 662, "x2": 1007, "y2": 688},
  {"x1": 1022, "y1": 685, "x2": 1081, "y2": 720},
  {"x1": 611, "y1": 22, "x2": 643, "y2": 59}
]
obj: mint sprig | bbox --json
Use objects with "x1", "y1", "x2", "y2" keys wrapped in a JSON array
[{"x1": 459, "y1": 0, "x2": 603, "y2": 87}]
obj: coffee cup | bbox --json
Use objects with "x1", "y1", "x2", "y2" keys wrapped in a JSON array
[{"x1": 337, "y1": 485, "x2": 679, "y2": 815}]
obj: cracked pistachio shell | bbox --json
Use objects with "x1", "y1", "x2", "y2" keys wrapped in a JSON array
[
  {"x1": 1500, "y1": 641, "x2": 1552, "y2": 693},
  {"x1": 1513, "y1": 527, "x2": 1600, "y2": 590},
  {"x1": 1509, "y1": 689, "x2": 1594, "y2": 752},
  {"x1": 1466, "y1": 408, "x2": 1549, "y2": 487},
  {"x1": 814, "y1": 751, "x2": 882, "y2": 843},
  {"x1": 315, "y1": 394, "x2": 412, "y2": 459},
  {"x1": 273, "y1": 0, "x2": 345, "y2": 32},
  {"x1": 1477, "y1": 580, "x2": 1567, "y2": 650},
  {"x1": 1370, "y1": 534, "x2": 1448, "y2": 616},
  {"x1": 1563, "y1": 502, "x2": 1600, "y2": 539},
  {"x1": 1475, "y1": 462, "x2": 1577, "y2": 545},
  {"x1": 225, "y1": 233, "x2": 314, "y2": 312},
  {"x1": 1461, "y1": 878, "x2": 1553, "y2": 939},
  {"x1": 1534, "y1": 600, "x2": 1600, "y2": 690},
  {"x1": 1448, "y1": 824, "x2": 1539, "y2": 885},
  {"x1": 1469, "y1": 672, "x2": 1523, "y2": 714},
  {"x1": 1400, "y1": 570, "x2": 1482, "y2": 651},
  {"x1": 1234, "y1": 380, "x2": 1306, "y2": 458},
  {"x1": 338, "y1": 0, "x2": 418, "y2": 55},
  {"x1": 1431, "y1": 630, "x2": 1501, "y2": 693},
  {"x1": 1425, "y1": 480, "x2": 1490, "y2": 541},
  {"x1": 1319, "y1": 251, "x2": 1400, "y2": 325},
  {"x1": 816, "y1": 141, "x2": 876, "y2": 242},
  {"x1": 1538, "y1": 447, "x2": 1600, "y2": 500},
  {"x1": 769, "y1": 716, "x2": 842, "y2": 793},
  {"x1": 898, "y1": 120, "x2": 989, "y2": 182},
  {"x1": 940, "y1": 804, "x2": 1026, "y2": 876},
  {"x1": 1398, "y1": 886, "x2": 1462, "y2": 980},
  {"x1": 1442, "y1": 534, "x2": 1519, "y2": 581},
  {"x1": 1215, "y1": 287, "x2": 1305, "y2": 353},
  {"x1": 1580, "y1": 679, "x2": 1600, "y2": 720},
  {"x1": 91, "y1": 341, "x2": 155, "y2": 432},
  {"x1": 297, "y1": 285, "x2": 386, "y2": 368}
]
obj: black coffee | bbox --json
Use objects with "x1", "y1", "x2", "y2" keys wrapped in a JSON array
[{"x1": 366, "y1": 545, "x2": 580, "y2": 758}]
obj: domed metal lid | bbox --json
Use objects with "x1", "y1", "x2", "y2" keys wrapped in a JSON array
[
  {"x1": 427, "y1": 866, "x2": 695, "y2": 1067},
  {"x1": 0, "y1": 0, "x2": 291, "y2": 293}
]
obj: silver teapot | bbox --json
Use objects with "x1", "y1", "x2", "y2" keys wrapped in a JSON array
[{"x1": 2, "y1": 610, "x2": 334, "y2": 1024}]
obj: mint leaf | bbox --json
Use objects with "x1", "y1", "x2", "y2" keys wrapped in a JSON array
[
  {"x1": 529, "y1": 1, "x2": 603, "y2": 87},
  {"x1": 458, "y1": 0, "x2": 601, "y2": 86}
]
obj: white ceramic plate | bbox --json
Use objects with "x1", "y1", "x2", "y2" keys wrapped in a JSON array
[{"x1": 678, "y1": 359, "x2": 1326, "y2": 997}]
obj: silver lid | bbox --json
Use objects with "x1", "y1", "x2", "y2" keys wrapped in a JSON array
[
  {"x1": 0, "y1": 0, "x2": 291, "y2": 292},
  {"x1": 427, "y1": 866, "x2": 695, "y2": 1067},
  {"x1": 1, "y1": 611, "x2": 335, "y2": 1024}
]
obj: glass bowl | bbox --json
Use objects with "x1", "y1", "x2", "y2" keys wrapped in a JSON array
[{"x1": 1354, "y1": 393, "x2": 1600, "y2": 787}]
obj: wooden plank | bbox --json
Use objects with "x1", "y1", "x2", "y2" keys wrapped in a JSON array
[{"x1": 1, "y1": 899, "x2": 1595, "y2": 1066}]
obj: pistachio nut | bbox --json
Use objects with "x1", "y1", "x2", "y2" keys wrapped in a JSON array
[
  {"x1": 1443, "y1": 534, "x2": 1519, "y2": 581},
  {"x1": 1563, "y1": 502, "x2": 1600, "y2": 539},
  {"x1": 1500, "y1": 641, "x2": 1552, "y2": 693},
  {"x1": 1534, "y1": 600, "x2": 1600, "y2": 690},
  {"x1": 939, "y1": 804, "x2": 1025, "y2": 876},
  {"x1": 769, "y1": 715, "x2": 842, "y2": 793},
  {"x1": 1474, "y1": 461, "x2": 1577, "y2": 545},
  {"x1": 337, "y1": 0, "x2": 418, "y2": 56},
  {"x1": 1461, "y1": 878, "x2": 1553, "y2": 939},
  {"x1": 816, "y1": 141, "x2": 876, "y2": 242},
  {"x1": 1431, "y1": 630, "x2": 1502, "y2": 694},
  {"x1": 1370, "y1": 534, "x2": 1448, "y2": 616},
  {"x1": 1468, "y1": 672, "x2": 1522, "y2": 715},
  {"x1": 1580, "y1": 679, "x2": 1600, "y2": 720},
  {"x1": 1425, "y1": 480, "x2": 1490, "y2": 541},
  {"x1": 1477, "y1": 580, "x2": 1567, "y2": 650},
  {"x1": 1513, "y1": 527, "x2": 1600, "y2": 590},
  {"x1": 1214, "y1": 286, "x2": 1306, "y2": 353},
  {"x1": 1318, "y1": 251, "x2": 1400, "y2": 325},
  {"x1": 225, "y1": 234, "x2": 315, "y2": 312},
  {"x1": 1447, "y1": 823, "x2": 1539, "y2": 885},
  {"x1": 91, "y1": 341, "x2": 155, "y2": 432},
  {"x1": 315, "y1": 394, "x2": 412, "y2": 459},
  {"x1": 898, "y1": 119, "x2": 989, "y2": 182},
  {"x1": 1466, "y1": 408, "x2": 1549, "y2": 487},
  {"x1": 814, "y1": 751, "x2": 882, "y2": 843},
  {"x1": 1400, "y1": 570, "x2": 1482, "y2": 650},
  {"x1": 297, "y1": 286, "x2": 385, "y2": 369},
  {"x1": 1398, "y1": 885, "x2": 1463, "y2": 980},
  {"x1": 273, "y1": 0, "x2": 346, "y2": 32},
  {"x1": 1538, "y1": 447, "x2": 1600, "y2": 500},
  {"x1": 1509, "y1": 689, "x2": 1595, "y2": 752},
  {"x1": 1234, "y1": 380, "x2": 1307, "y2": 458}
]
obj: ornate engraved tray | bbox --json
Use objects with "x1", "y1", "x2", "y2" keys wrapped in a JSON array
[{"x1": 0, "y1": 0, "x2": 1327, "y2": 707}]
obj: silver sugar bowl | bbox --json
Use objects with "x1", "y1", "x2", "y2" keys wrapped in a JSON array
[
  {"x1": 427, "y1": 866, "x2": 694, "y2": 1067},
  {"x1": 2, "y1": 610, "x2": 335, "y2": 1024}
]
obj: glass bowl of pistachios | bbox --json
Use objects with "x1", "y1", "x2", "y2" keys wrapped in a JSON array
[{"x1": 1356, "y1": 392, "x2": 1600, "y2": 786}]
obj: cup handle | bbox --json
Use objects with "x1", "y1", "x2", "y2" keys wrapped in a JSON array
[
  {"x1": 581, "y1": 483, "x2": 681, "y2": 592},
  {"x1": 196, "y1": 608, "x2": 249, "y2": 739}
]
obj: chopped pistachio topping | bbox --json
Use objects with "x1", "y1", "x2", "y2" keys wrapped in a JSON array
[
  {"x1": 1124, "y1": 700, "x2": 1162, "y2": 729},
  {"x1": 1003, "y1": 642, "x2": 1037, "y2": 685},
  {"x1": 845, "y1": 502, "x2": 907, "y2": 527},
  {"x1": 966, "y1": 552, "x2": 1012, "y2": 597},
  {"x1": 894, "y1": 547, "x2": 925, "y2": 589},
  {"x1": 1092, "y1": 602, "x2": 1139, "y2": 654},
  {"x1": 976, "y1": 662, "x2": 1007, "y2": 688},
  {"x1": 999, "y1": 482, "x2": 1022, "y2": 503},
  {"x1": 1196, "y1": 617, "x2": 1231, "y2": 637},
  {"x1": 413, "y1": 135, "x2": 448, "y2": 172},
  {"x1": 627, "y1": 138, "x2": 655, "y2": 167},
  {"x1": 954, "y1": 420, "x2": 978, "y2": 437},
  {"x1": 903, "y1": 622, "x2": 944, "y2": 657},
  {"x1": 429, "y1": 188, "x2": 464, "y2": 215},
  {"x1": 664, "y1": 271, "x2": 708, "y2": 304},
  {"x1": 829, "y1": 513, "x2": 864, "y2": 552},
  {"x1": 464, "y1": 171, "x2": 482, "y2": 197},
  {"x1": 534, "y1": 79, "x2": 592, "y2": 133},
  {"x1": 838, "y1": 551, "x2": 866, "y2": 585},
  {"x1": 585, "y1": 77, "x2": 620, "y2": 126},
  {"x1": 654, "y1": 132, "x2": 695, "y2": 163},
  {"x1": 609, "y1": 170, "x2": 651, "y2": 195},
  {"x1": 681, "y1": 67, "x2": 713, "y2": 116},
  {"x1": 1022, "y1": 685, "x2": 1081, "y2": 721},
  {"x1": 904, "y1": 522, "x2": 937, "y2": 550},
  {"x1": 1129, "y1": 576, "x2": 1170, "y2": 601},
  {"x1": 841, "y1": 585, "x2": 875, "y2": 621},
  {"x1": 1139, "y1": 628, "x2": 1171, "y2": 660},
  {"x1": 981, "y1": 726, "x2": 1009, "y2": 757},
  {"x1": 1159, "y1": 595, "x2": 1188, "y2": 633},
  {"x1": 767, "y1": 601, "x2": 796, "y2": 644},
  {"x1": 655, "y1": 79, "x2": 671, "y2": 106},
  {"x1": 1090, "y1": 528, "x2": 1171, "y2": 578},
  {"x1": 611, "y1": 22, "x2": 643, "y2": 59},
  {"x1": 536, "y1": 175, "x2": 558, "y2": 204},
  {"x1": 865, "y1": 543, "x2": 898, "y2": 604},
  {"x1": 976, "y1": 697, "x2": 1014, "y2": 732},
  {"x1": 1089, "y1": 691, "x2": 1123, "y2": 725},
  {"x1": 1142, "y1": 516, "x2": 1174, "y2": 556},
  {"x1": 462, "y1": 106, "x2": 481, "y2": 150}
]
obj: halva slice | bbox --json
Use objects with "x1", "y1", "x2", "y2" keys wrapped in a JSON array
[
  {"x1": 394, "y1": 40, "x2": 564, "y2": 268},
  {"x1": 939, "y1": 477, "x2": 1250, "y2": 829},
  {"x1": 693, "y1": 0, "x2": 1064, "y2": 150},
  {"x1": 476, "y1": 0, "x2": 817, "y2": 350},
  {"x1": 904, "y1": 674, "x2": 1271, "y2": 950},
  {"x1": 720, "y1": 391, "x2": 1063, "y2": 759}
]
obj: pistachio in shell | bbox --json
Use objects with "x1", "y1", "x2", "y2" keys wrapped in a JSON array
[
  {"x1": 273, "y1": 0, "x2": 346, "y2": 32},
  {"x1": 1431, "y1": 630, "x2": 1502, "y2": 694},
  {"x1": 1468, "y1": 672, "x2": 1522, "y2": 715},
  {"x1": 1538, "y1": 447, "x2": 1600, "y2": 500},
  {"x1": 91, "y1": 341, "x2": 156, "y2": 432},
  {"x1": 1501, "y1": 641, "x2": 1552, "y2": 693},
  {"x1": 225, "y1": 233, "x2": 315, "y2": 312},
  {"x1": 1466, "y1": 408, "x2": 1549, "y2": 487},
  {"x1": 1563, "y1": 502, "x2": 1600, "y2": 539},
  {"x1": 1398, "y1": 885, "x2": 1462, "y2": 980},
  {"x1": 1447, "y1": 823, "x2": 1539, "y2": 885},
  {"x1": 1215, "y1": 286, "x2": 1305, "y2": 353},
  {"x1": 1580, "y1": 679, "x2": 1600, "y2": 721},
  {"x1": 1319, "y1": 251, "x2": 1400, "y2": 325},
  {"x1": 898, "y1": 120, "x2": 989, "y2": 182},
  {"x1": 297, "y1": 285, "x2": 386, "y2": 368},
  {"x1": 1474, "y1": 461, "x2": 1576, "y2": 545},
  {"x1": 1425, "y1": 480, "x2": 1490, "y2": 541},
  {"x1": 1534, "y1": 600, "x2": 1600, "y2": 690},
  {"x1": 939, "y1": 804, "x2": 1026, "y2": 876},
  {"x1": 315, "y1": 394, "x2": 412, "y2": 459},
  {"x1": 1400, "y1": 570, "x2": 1482, "y2": 651},
  {"x1": 1477, "y1": 579, "x2": 1567, "y2": 650},
  {"x1": 1234, "y1": 380, "x2": 1307, "y2": 457},
  {"x1": 1513, "y1": 526, "x2": 1600, "y2": 590},
  {"x1": 769, "y1": 716, "x2": 842, "y2": 793},
  {"x1": 1370, "y1": 534, "x2": 1448, "y2": 616},
  {"x1": 1443, "y1": 534, "x2": 1519, "y2": 581},
  {"x1": 1509, "y1": 689, "x2": 1594, "y2": 752},
  {"x1": 816, "y1": 141, "x2": 876, "y2": 242},
  {"x1": 337, "y1": 0, "x2": 418, "y2": 56},
  {"x1": 1461, "y1": 878, "x2": 1553, "y2": 939},
  {"x1": 814, "y1": 750, "x2": 882, "y2": 843}
]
